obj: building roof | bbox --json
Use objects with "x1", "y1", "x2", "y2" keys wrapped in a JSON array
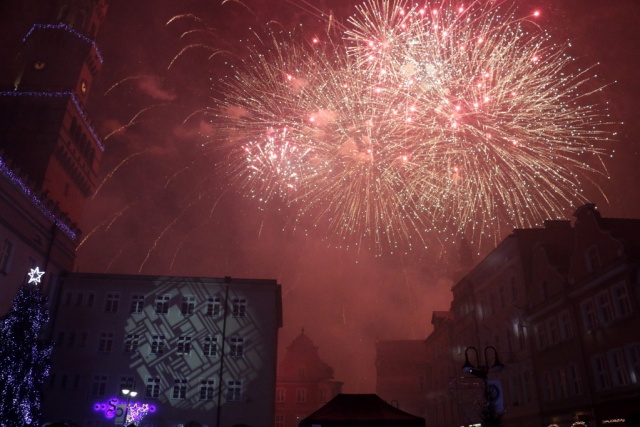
[{"x1": 299, "y1": 394, "x2": 425, "y2": 427}]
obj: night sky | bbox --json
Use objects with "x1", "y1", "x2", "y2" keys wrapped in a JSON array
[{"x1": 4, "y1": 0, "x2": 640, "y2": 392}]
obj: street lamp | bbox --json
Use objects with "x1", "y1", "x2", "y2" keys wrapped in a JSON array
[
  {"x1": 461, "y1": 346, "x2": 505, "y2": 427},
  {"x1": 121, "y1": 379, "x2": 138, "y2": 426}
]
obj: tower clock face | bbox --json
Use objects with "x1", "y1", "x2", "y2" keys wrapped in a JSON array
[{"x1": 33, "y1": 61, "x2": 46, "y2": 70}]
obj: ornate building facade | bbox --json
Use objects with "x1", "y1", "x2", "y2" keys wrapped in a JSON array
[{"x1": 275, "y1": 330, "x2": 343, "y2": 427}]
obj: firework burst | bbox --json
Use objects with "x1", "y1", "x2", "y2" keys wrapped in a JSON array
[{"x1": 210, "y1": 0, "x2": 612, "y2": 251}]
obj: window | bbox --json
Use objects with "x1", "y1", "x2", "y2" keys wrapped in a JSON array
[
  {"x1": 0, "y1": 238, "x2": 14, "y2": 273},
  {"x1": 319, "y1": 387, "x2": 327, "y2": 402},
  {"x1": 585, "y1": 245, "x2": 600, "y2": 272},
  {"x1": 98, "y1": 332, "x2": 114, "y2": 353},
  {"x1": 86, "y1": 292, "x2": 95, "y2": 308},
  {"x1": 203, "y1": 336, "x2": 219, "y2": 357},
  {"x1": 80, "y1": 331, "x2": 88, "y2": 348},
  {"x1": 593, "y1": 354, "x2": 612, "y2": 390},
  {"x1": 181, "y1": 296, "x2": 195, "y2": 316},
  {"x1": 534, "y1": 323, "x2": 547, "y2": 349},
  {"x1": 557, "y1": 367, "x2": 569, "y2": 398},
  {"x1": 151, "y1": 335, "x2": 165, "y2": 354},
  {"x1": 547, "y1": 318, "x2": 559, "y2": 346},
  {"x1": 130, "y1": 294, "x2": 144, "y2": 314},
  {"x1": 146, "y1": 377, "x2": 161, "y2": 398},
  {"x1": 298, "y1": 367, "x2": 306, "y2": 378},
  {"x1": 276, "y1": 388, "x2": 285, "y2": 403},
  {"x1": 67, "y1": 332, "x2": 76, "y2": 347},
  {"x1": 581, "y1": 299, "x2": 599, "y2": 332},
  {"x1": 63, "y1": 292, "x2": 72, "y2": 306},
  {"x1": 542, "y1": 372, "x2": 554, "y2": 401},
  {"x1": 177, "y1": 336, "x2": 192, "y2": 355},
  {"x1": 626, "y1": 343, "x2": 640, "y2": 384},
  {"x1": 76, "y1": 292, "x2": 84, "y2": 307},
  {"x1": 608, "y1": 349, "x2": 630, "y2": 386},
  {"x1": 275, "y1": 414, "x2": 285, "y2": 427},
  {"x1": 296, "y1": 388, "x2": 307, "y2": 403},
  {"x1": 124, "y1": 334, "x2": 140, "y2": 353},
  {"x1": 559, "y1": 311, "x2": 573, "y2": 341},
  {"x1": 155, "y1": 294, "x2": 170, "y2": 314},
  {"x1": 105, "y1": 293, "x2": 120, "y2": 313},
  {"x1": 206, "y1": 297, "x2": 221, "y2": 316},
  {"x1": 612, "y1": 283, "x2": 632, "y2": 317},
  {"x1": 523, "y1": 370, "x2": 534, "y2": 403},
  {"x1": 119, "y1": 376, "x2": 134, "y2": 395},
  {"x1": 172, "y1": 379, "x2": 187, "y2": 399},
  {"x1": 596, "y1": 291, "x2": 615, "y2": 324},
  {"x1": 230, "y1": 337, "x2": 244, "y2": 358},
  {"x1": 200, "y1": 379, "x2": 215, "y2": 400},
  {"x1": 568, "y1": 364, "x2": 583, "y2": 396},
  {"x1": 91, "y1": 374, "x2": 108, "y2": 396},
  {"x1": 232, "y1": 298, "x2": 246, "y2": 317},
  {"x1": 226, "y1": 380, "x2": 242, "y2": 402}
]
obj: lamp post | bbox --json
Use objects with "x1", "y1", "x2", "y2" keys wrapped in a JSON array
[
  {"x1": 461, "y1": 346, "x2": 505, "y2": 427},
  {"x1": 121, "y1": 379, "x2": 138, "y2": 427}
]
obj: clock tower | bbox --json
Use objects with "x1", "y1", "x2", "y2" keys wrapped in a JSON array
[{"x1": 0, "y1": 0, "x2": 107, "y2": 227}]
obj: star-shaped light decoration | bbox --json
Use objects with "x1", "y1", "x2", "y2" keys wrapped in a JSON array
[{"x1": 28, "y1": 267, "x2": 45, "y2": 284}]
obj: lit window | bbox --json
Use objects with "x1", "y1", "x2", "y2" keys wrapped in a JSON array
[
  {"x1": 181, "y1": 296, "x2": 195, "y2": 316},
  {"x1": 172, "y1": 379, "x2": 187, "y2": 399},
  {"x1": 203, "y1": 336, "x2": 219, "y2": 357},
  {"x1": 229, "y1": 337, "x2": 244, "y2": 358},
  {"x1": 200, "y1": 379, "x2": 215, "y2": 400},
  {"x1": 226, "y1": 380, "x2": 242, "y2": 402},
  {"x1": 232, "y1": 298, "x2": 246, "y2": 317},
  {"x1": 146, "y1": 377, "x2": 161, "y2": 398},
  {"x1": 98, "y1": 332, "x2": 114, "y2": 353},
  {"x1": 104, "y1": 293, "x2": 120, "y2": 313},
  {"x1": 177, "y1": 336, "x2": 192, "y2": 355},
  {"x1": 155, "y1": 294, "x2": 170, "y2": 314},
  {"x1": 151, "y1": 335, "x2": 165, "y2": 354},
  {"x1": 130, "y1": 294, "x2": 144, "y2": 313}
]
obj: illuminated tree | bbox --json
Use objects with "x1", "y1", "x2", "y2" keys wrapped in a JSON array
[{"x1": 0, "y1": 268, "x2": 52, "y2": 427}]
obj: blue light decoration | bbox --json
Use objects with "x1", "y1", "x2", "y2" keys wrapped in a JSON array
[
  {"x1": 93, "y1": 398, "x2": 157, "y2": 425},
  {"x1": 23, "y1": 24, "x2": 104, "y2": 64},
  {"x1": 0, "y1": 91, "x2": 105, "y2": 152},
  {"x1": 0, "y1": 275, "x2": 53, "y2": 426},
  {"x1": 0, "y1": 156, "x2": 77, "y2": 240}
]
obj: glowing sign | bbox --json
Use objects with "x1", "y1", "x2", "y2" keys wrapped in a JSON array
[{"x1": 93, "y1": 398, "x2": 156, "y2": 424}]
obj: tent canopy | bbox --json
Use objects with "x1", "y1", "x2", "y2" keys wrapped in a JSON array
[{"x1": 298, "y1": 394, "x2": 425, "y2": 427}]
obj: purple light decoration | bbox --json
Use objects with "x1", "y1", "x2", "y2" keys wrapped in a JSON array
[
  {"x1": 93, "y1": 398, "x2": 157, "y2": 423},
  {"x1": 0, "y1": 156, "x2": 77, "y2": 240},
  {"x1": 23, "y1": 24, "x2": 104, "y2": 64},
  {"x1": 0, "y1": 91, "x2": 105, "y2": 152}
]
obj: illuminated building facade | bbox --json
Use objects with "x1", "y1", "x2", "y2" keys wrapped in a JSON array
[
  {"x1": 275, "y1": 330, "x2": 343, "y2": 427},
  {"x1": 42, "y1": 273, "x2": 283, "y2": 427},
  {"x1": 0, "y1": 0, "x2": 106, "y2": 314},
  {"x1": 419, "y1": 204, "x2": 640, "y2": 427}
]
